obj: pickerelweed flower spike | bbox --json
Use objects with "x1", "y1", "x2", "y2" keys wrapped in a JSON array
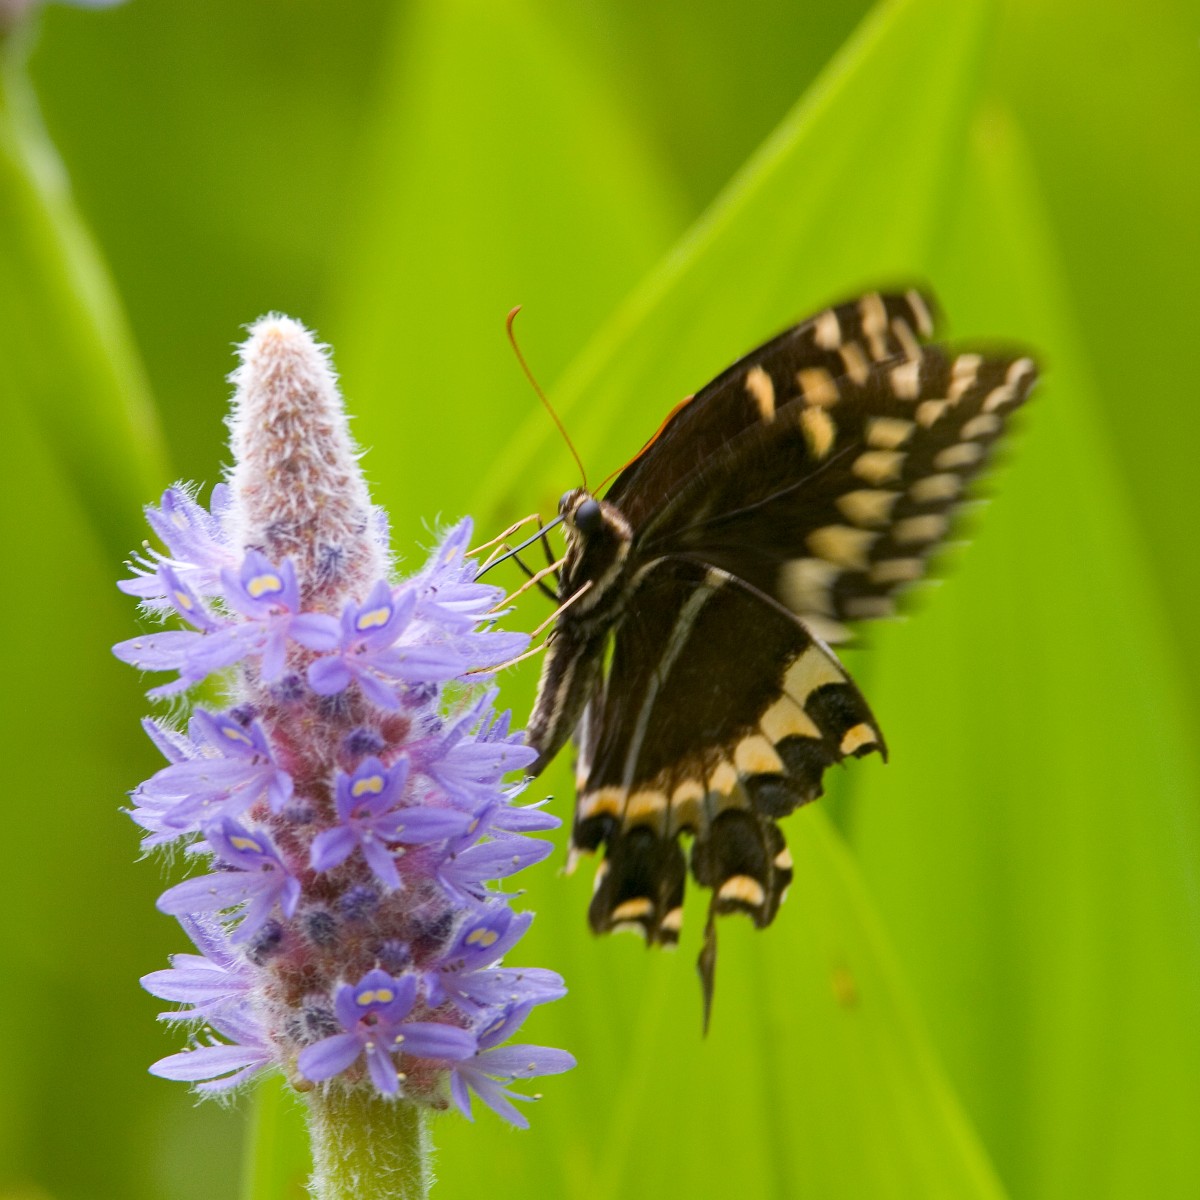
[{"x1": 118, "y1": 316, "x2": 573, "y2": 1200}]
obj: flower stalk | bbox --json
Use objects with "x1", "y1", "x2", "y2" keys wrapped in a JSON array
[{"x1": 115, "y1": 316, "x2": 573, "y2": 1197}]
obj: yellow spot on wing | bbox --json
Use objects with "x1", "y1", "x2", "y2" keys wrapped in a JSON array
[
  {"x1": 734, "y1": 735, "x2": 784, "y2": 776},
  {"x1": 837, "y1": 488, "x2": 900, "y2": 528},
  {"x1": 718, "y1": 875, "x2": 766, "y2": 908},
  {"x1": 708, "y1": 761, "x2": 739, "y2": 796},
  {"x1": 866, "y1": 416, "x2": 915, "y2": 449},
  {"x1": 839, "y1": 342, "x2": 870, "y2": 384},
  {"x1": 916, "y1": 399, "x2": 948, "y2": 428},
  {"x1": 839, "y1": 723, "x2": 877, "y2": 755},
  {"x1": 909, "y1": 472, "x2": 961, "y2": 503},
  {"x1": 625, "y1": 789, "x2": 667, "y2": 829},
  {"x1": 797, "y1": 367, "x2": 839, "y2": 407},
  {"x1": 813, "y1": 308, "x2": 841, "y2": 349},
  {"x1": 761, "y1": 694, "x2": 821, "y2": 741},
  {"x1": 889, "y1": 357, "x2": 921, "y2": 399},
  {"x1": 800, "y1": 406, "x2": 836, "y2": 459},
  {"x1": 778, "y1": 557, "x2": 839, "y2": 615},
  {"x1": 744, "y1": 366, "x2": 776, "y2": 422},
  {"x1": 610, "y1": 898, "x2": 653, "y2": 923},
  {"x1": 807, "y1": 524, "x2": 878, "y2": 570},
  {"x1": 934, "y1": 442, "x2": 984, "y2": 470},
  {"x1": 785, "y1": 647, "x2": 846, "y2": 702},
  {"x1": 852, "y1": 449, "x2": 906, "y2": 485},
  {"x1": 870, "y1": 557, "x2": 925, "y2": 585},
  {"x1": 962, "y1": 413, "x2": 1002, "y2": 439},
  {"x1": 893, "y1": 514, "x2": 948, "y2": 544},
  {"x1": 579, "y1": 787, "x2": 623, "y2": 822}
]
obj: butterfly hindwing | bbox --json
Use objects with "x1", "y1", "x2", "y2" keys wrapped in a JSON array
[{"x1": 574, "y1": 560, "x2": 883, "y2": 955}]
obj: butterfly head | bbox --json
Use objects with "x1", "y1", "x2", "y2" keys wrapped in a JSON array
[{"x1": 556, "y1": 487, "x2": 633, "y2": 616}]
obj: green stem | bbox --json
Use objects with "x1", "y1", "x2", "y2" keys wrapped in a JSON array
[{"x1": 306, "y1": 1089, "x2": 431, "y2": 1200}]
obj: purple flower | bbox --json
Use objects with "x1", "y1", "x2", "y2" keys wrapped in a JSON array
[
  {"x1": 297, "y1": 970, "x2": 476, "y2": 1095},
  {"x1": 118, "y1": 316, "x2": 572, "y2": 1129},
  {"x1": 156, "y1": 818, "x2": 300, "y2": 943},
  {"x1": 305, "y1": 581, "x2": 467, "y2": 709},
  {"x1": 131, "y1": 711, "x2": 293, "y2": 842},
  {"x1": 449, "y1": 1003, "x2": 576, "y2": 1128},
  {"x1": 120, "y1": 486, "x2": 237, "y2": 607},
  {"x1": 309, "y1": 757, "x2": 470, "y2": 890}
]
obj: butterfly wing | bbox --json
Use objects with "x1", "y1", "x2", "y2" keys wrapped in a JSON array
[
  {"x1": 572, "y1": 556, "x2": 885, "y2": 1022},
  {"x1": 606, "y1": 290, "x2": 1036, "y2": 640},
  {"x1": 606, "y1": 289, "x2": 939, "y2": 530}
]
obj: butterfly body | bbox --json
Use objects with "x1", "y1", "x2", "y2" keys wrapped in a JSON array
[{"x1": 523, "y1": 290, "x2": 1037, "y2": 1024}]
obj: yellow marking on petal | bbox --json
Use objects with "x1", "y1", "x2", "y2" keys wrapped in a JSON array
[
  {"x1": 807, "y1": 524, "x2": 878, "y2": 570},
  {"x1": 718, "y1": 875, "x2": 766, "y2": 908},
  {"x1": 229, "y1": 834, "x2": 264, "y2": 854},
  {"x1": 916, "y1": 399, "x2": 948, "y2": 428},
  {"x1": 839, "y1": 342, "x2": 870, "y2": 385},
  {"x1": 734, "y1": 735, "x2": 784, "y2": 776},
  {"x1": 796, "y1": 367, "x2": 839, "y2": 407},
  {"x1": 761, "y1": 695, "x2": 821, "y2": 742},
  {"x1": 869, "y1": 557, "x2": 925, "y2": 585},
  {"x1": 852, "y1": 449, "x2": 906, "y2": 485},
  {"x1": 837, "y1": 488, "x2": 900, "y2": 528},
  {"x1": 356, "y1": 606, "x2": 392, "y2": 631},
  {"x1": 357, "y1": 987, "x2": 395, "y2": 1006},
  {"x1": 934, "y1": 442, "x2": 984, "y2": 470},
  {"x1": 610, "y1": 898, "x2": 653, "y2": 923},
  {"x1": 893, "y1": 514, "x2": 949, "y2": 544},
  {"x1": 778, "y1": 557, "x2": 839, "y2": 615},
  {"x1": 172, "y1": 589, "x2": 195, "y2": 611},
  {"x1": 800, "y1": 406, "x2": 836, "y2": 459},
  {"x1": 466, "y1": 927, "x2": 499, "y2": 948},
  {"x1": 785, "y1": 647, "x2": 845, "y2": 703},
  {"x1": 889, "y1": 357, "x2": 921, "y2": 399},
  {"x1": 219, "y1": 725, "x2": 254, "y2": 746},
  {"x1": 839, "y1": 723, "x2": 877, "y2": 755},
  {"x1": 246, "y1": 572, "x2": 284, "y2": 599},
  {"x1": 813, "y1": 308, "x2": 841, "y2": 349},
  {"x1": 867, "y1": 416, "x2": 915, "y2": 449},
  {"x1": 352, "y1": 774, "x2": 386, "y2": 798},
  {"x1": 709, "y1": 760, "x2": 739, "y2": 796},
  {"x1": 744, "y1": 366, "x2": 776, "y2": 422},
  {"x1": 909, "y1": 472, "x2": 962, "y2": 503}
]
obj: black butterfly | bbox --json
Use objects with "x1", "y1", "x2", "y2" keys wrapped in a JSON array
[{"x1": 521, "y1": 290, "x2": 1036, "y2": 1026}]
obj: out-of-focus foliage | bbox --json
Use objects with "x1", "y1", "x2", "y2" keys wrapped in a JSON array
[{"x1": 1, "y1": 1, "x2": 1196, "y2": 1198}]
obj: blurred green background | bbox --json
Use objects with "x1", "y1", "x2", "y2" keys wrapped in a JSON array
[{"x1": 3, "y1": 0, "x2": 1199, "y2": 1197}]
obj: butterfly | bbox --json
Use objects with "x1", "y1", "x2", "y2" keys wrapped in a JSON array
[{"x1": 521, "y1": 289, "x2": 1037, "y2": 1026}]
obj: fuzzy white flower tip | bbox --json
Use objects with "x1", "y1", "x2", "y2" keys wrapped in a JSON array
[{"x1": 226, "y1": 314, "x2": 387, "y2": 603}]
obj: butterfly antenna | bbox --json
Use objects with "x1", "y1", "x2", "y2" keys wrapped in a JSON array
[
  {"x1": 507, "y1": 306, "x2": 589, "y2": 491},
  {"x1": 475, "y1": 516, "x2": 564, "y2": 579}
]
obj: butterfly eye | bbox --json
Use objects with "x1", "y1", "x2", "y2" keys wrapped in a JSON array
[{"x1": 574, "y1": 499, "x2": 603, "y2": 535}]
